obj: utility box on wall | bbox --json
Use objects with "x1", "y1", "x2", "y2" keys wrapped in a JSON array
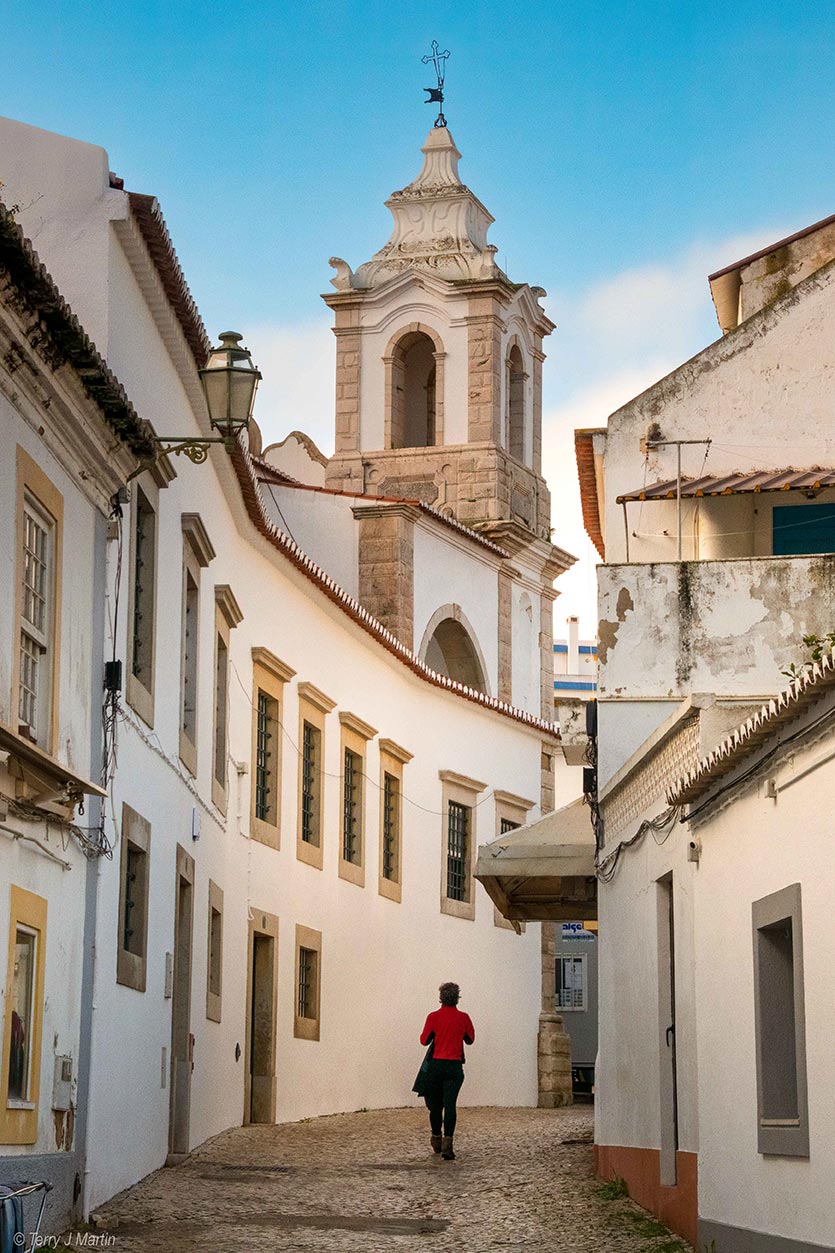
[{"x1": 52, "y1": 1055, "x2": 73, "y2": 1111}]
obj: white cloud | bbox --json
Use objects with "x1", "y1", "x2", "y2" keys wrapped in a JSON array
[{"x1": 246, "y1": 321, "x2": 335, "y2": 457}]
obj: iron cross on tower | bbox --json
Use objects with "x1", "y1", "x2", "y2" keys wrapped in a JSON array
[{"x1": 422, "y1": 40, "x2": 450, "y2": 128}]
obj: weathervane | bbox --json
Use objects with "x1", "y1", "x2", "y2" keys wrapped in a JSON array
[{"x1": 422, "y1": 40, "x2": 450, "y2": 128}]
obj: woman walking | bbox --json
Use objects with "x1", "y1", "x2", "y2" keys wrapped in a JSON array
[{"x1": 419, "y1": 982, "x2": 475, "y2": 1160}]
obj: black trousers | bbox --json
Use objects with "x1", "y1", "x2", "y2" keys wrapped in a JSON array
[{"x1": 424, "y1": 1059, "x2": 465, "y2": 1137}]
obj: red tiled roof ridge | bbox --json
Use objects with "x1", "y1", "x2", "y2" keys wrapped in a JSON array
[
  {"x1": 254, "y1": 465, "x2": 510, "y2": 557},
  {"x1": 668, "y1": 647, "x2": 835, "y2": 806},
  {"x1": 126, "y1": 191, "x2": 211, "y2": 369},
  {"x1": 232, "y1": 438, "x2": 558, "y2": 736}
]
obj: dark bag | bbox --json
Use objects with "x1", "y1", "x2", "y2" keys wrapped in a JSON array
[{"x1": 412, "y1": 1037, "x2": 434, "y2": 1097}]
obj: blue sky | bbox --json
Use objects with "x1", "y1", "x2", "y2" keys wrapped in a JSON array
[{"x1": 3, "y1": 1, "x2": 835, "y2": 631}]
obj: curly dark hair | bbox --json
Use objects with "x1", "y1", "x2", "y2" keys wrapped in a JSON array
[{"x1": 439, "y1": 982, "x2": 460, "y2": 1006}]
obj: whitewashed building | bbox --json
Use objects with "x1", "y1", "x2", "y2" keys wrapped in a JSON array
[
  {"x1": 571, "y1": 214, "x2": 835, "y2": 1247},
  {"x1": 0, "y1": 201, "x2": 150, "y2": 1230},
  {"x1": 666, "y1": 653, "x2": 835, "y2": 1252},
  {"x1": 0, "y1": 112, "x2": 580, "y2": 1221}
]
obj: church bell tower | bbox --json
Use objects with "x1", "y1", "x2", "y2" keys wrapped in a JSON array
[{"x1": 323, "y1": 124, "x2": 558, "y2": 552}]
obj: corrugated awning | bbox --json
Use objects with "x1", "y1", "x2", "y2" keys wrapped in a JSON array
[{"x1": 616, "y1": 469, "x2": 835, "y2": 504}]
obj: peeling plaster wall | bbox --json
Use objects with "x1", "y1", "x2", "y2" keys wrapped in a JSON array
[
  {"x1": 598, "y1": 556, "x2": 835, "y2": 704},
  {"x1": 603, "y1": 257, "x2": 835, "y2": 566}
]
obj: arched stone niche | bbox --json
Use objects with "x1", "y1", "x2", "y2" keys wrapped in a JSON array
[{"x1": 418, "y1": 604, "x2": 490, "y2": 695}]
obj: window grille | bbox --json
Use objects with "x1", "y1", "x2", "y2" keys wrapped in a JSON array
[
  {"x1": 123, "y1": 845, "x2": 144, "y2": 956},
  {"x1": 301, "y1": 721, "x2": 319, "y2": 844},
  {"x1": 556, "y1": 954, "x2": 586, "y2": 1010},
  {"x1": 298, "y1": 947, "x2": 316, "y2": 1018},
  {"x1": 342, "y1": 748, "x2": 361, "y2": 863},
  {"x1": 255, "y1": 689, "x2": 277, "y2": 823},
  {"x1": 383, "y1": 772, "x2": 398, "y2": 880},
  {"x1": 19, "y1": 500, "x2": 52, "y2": 742},
  {"x1": 131, "y1": 492, "x2": 155, "y2": 683},
  {"x1": 500, "y1": 817, "x2": 520, "y2": 834},
  {"x1": 447, "y1": 801, "x2": 469, "y2": 902}
]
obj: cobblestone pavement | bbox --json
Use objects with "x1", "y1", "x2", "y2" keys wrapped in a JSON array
[{"x1": 91, "y1": 1106, "x2": 693, "y2": 1253}]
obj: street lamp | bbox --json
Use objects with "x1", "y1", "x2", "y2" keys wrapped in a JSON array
[{"x1": 155, "y1": 331, "x2": 262, "y2": 463}]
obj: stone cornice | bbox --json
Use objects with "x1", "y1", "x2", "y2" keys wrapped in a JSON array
[
  {"x1": 378, "y1": 737, "x2": 414, "y2": 765},
  {"x1": 338, "y1": 710, "x2": 378, "y2": 741},
  {"x1": 214, "y1": 584, "x2": 244, "y2": 629},
  {"x1": 493, "y1": 789, "x2": 536, "y2": 812},
  {"x1": 297, "y1": 681, "x2": 337, "y2": 715},
  {"x1": 438, "y1": 769, "x2": 488, "y2": 793},
  {"x1": 181, "y1": 513, "x2": 216, "y2": 567},
  {"x1": 251, "y1": 646, "x2": 296, "y2": 685}
]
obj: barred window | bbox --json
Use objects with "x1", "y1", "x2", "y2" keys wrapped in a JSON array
[
  {"x1": 382, "y1": 772, "x2": 399, "y2": 881},
  {"x1": 342, "y1": 748, "x2": 362, "y2": 863},
  {"x1": 298, "y1": 947, "x2": 317, "y2": 1018},
  {"x1": 500, "y1": 817, "x2": 520, "y2": 834},
  {"x1": 255, "y1": 689, "x2": 278, "y2": 824},
  {"x1": 447, "y1": 801, "x2": 470, "y2": 902},
  {"x1": 131, "y1": 490, "x2": 156, "y2": 686},
  {"x1": 301, "y1": 721, "x2": 321, "y2": 845},
  {"x1": 556, "y1": 954, "x2": 587, "y2": 1011},
  {"x1": 19, "y1": 498, "x2": 54, "y2": 745}
]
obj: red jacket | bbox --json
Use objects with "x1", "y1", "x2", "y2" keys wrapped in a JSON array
[{"x1": 420, "y1": 1005, "x2": 475, "y2": 1061}]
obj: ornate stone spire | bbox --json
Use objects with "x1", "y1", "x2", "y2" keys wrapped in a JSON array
[{"x1": 329, "y1": 127, "x2": 501, "y2": 291}]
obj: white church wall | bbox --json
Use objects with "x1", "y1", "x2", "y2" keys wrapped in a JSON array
[
  {"x1": 412, "y1": 522, "x2": 500, "y2": 689},
  {"x1": 262, "y1": 483, "x2": 360, "y2": 598}
]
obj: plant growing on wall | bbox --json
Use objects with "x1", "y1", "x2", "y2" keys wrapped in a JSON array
[{"x1": 782, "y1": 632, "x2": 835, "y2": 679}]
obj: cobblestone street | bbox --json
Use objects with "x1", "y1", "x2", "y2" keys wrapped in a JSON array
[{"x1": 90, "y1": 1106, "x2": 692, "y2": 1252}]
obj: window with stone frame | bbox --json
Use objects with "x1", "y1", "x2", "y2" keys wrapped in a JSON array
[
  {"x1": 752, "y1": 884, "x2": 809, "y2": 1158},
  {"x1": 439, "y1": 771, "x2": 486, "y2": 921},
  {"x1": 212, "y1": 586, "x2": 243, "y2": 814},
  {"x1": 18, "y1": 496, "x2": 55, "y2": 748},
  {"x1": 15, "y1": 449, "x2": 63, "y2": 756},
  {"x1": 116, "y1": 804, "x2": 151, "y2": 993},
  {"x1": 337, "y1": 712, "x2": 376, "y2": 887},
  {"x1": 127, "y1": 485, "x2": 157, "y2": 727},
  {"x1": 294, "y1": 924, "x2": 322, "y2": 1041},
  {"x1": 378, "y1": 739, "x2": 412, "y2": 903},
  {"x1": 296, "y1": 684, "x2": 335, "y2": 870},
  {"x1": 1, "y1": 886, "x2": 47, "y2": 1145},
  {"x1": 206, "y1": 880, "x2": 223, "y2": 1022},
  {"x1": 249, "y1": 648, "x2": 293, "y2": 849},
  {"x1": 178, "y1": 514, "x2": 215, "y2": 775}
]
